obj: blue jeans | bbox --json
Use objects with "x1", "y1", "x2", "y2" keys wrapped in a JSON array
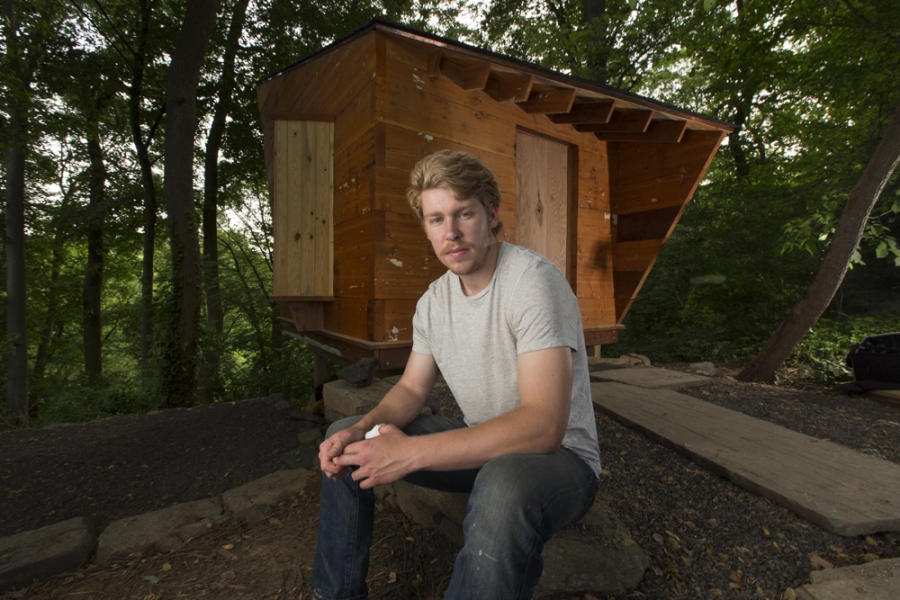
[{"x1": 313, "y1": 414, "x2": 598, "y2": 600}]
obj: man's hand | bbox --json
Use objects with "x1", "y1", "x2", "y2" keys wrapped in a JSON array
[
  {"x1": 318, "y1": 427, "x2": 366, "y2": 480},
  {"x1": 333, "y1": 424, "x2": 418, "y2": 489}
]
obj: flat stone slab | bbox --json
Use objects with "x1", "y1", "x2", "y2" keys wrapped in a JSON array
[
  {"x1": 591, "y1": 366, "x2": 712, "y2": 390},
  {"x1": 322, "y1": 378, "x2": 394, "y2": 422},
  {"x1": 222, "y1": 468, "x2": 311, "y2": 524},
  {"x1": 96, "y1": 498, "x2": 225, "y2": 562},
  {"x1": 536, "y1": 499, "x2": 648, "y2": 597},
  {"x1": 389, "y1": 481, "x2": 647, "y2": 597},
  {"x1": 591, "y1": 382, "x2": 900, "y2": 536},
  {"x1": 0, "y1": 517, "x2": 95, "y2": 592},
  {"x1": 797, "y1": 558, "x2": 900, "y2": 600}
]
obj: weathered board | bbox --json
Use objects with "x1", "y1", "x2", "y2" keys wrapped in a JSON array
[{"x1": 273, "y1": 120, "x2": 334, "y2": 298}]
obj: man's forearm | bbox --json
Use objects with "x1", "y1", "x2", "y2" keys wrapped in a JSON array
[{"x1": 345, "y1": 381, "x2": 428, "y2": 435}]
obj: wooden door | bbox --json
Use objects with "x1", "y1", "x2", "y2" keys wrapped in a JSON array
[{"x1": 515, "y1": 131, "x2": 571, "y2": 278}]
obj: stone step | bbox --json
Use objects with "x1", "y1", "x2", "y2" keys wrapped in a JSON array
[
  {"x1": 0, "y1": 517, "x2": 95, "y2": 592},
  {"x1": 797, "y1": 557, "x2": 900, "y2": 600},
  {"x1": 591, "y1": 381, "x2": 900, "y2": 536}
]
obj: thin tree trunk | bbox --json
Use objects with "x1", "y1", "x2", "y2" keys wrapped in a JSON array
[
  {"x1": 33, "y1": 247, "x2": 62, "y2": 381},
  {"x1": 160, "y1": 0, "x2": 219, "y2": 407},
  {"x1": 130, "y1": 0, "x2": 159, "y2": 372},
  {"x1": 4, "y1": 103, "x2": 29, "y2": 418},
  {"x1": 83, "y1": 135, "x2": 105, "y2": 386},
  {"x1": 582, "y1": 0, "x2": 608, "y2": 85},
  {"x1": 736, "y1": 100, "x2": 900, "y2": 383},
  {"x1": 201, "y1": 0, "x2": 250, "y2": 403}
]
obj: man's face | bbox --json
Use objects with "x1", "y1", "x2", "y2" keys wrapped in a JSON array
[{"x1": 421, "y1": 187, "x2": 499, "y2": 280}]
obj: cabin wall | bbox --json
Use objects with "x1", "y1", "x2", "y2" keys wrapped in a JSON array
[
  {"x1": 258, "y1": 33, "x2": 380, "y2": 341},
  {"x1": 367, "y1": 32, "x2": 617, "y2": 343}
]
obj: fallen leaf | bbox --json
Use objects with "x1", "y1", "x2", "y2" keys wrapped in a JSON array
[
  {"x1": 708, "y1": 589, "x2": 723, "y2": 597},
  {"x1": 729, "y1": 582, "x2": 742, "y2": 589},
  {"x1": 782, "y1": 588, "x2": 797, "y2": 600},
  {"x1": 652, "y1": 533, "x2": 664, "y2": 544},
  {"x1": 863, "y1": 553, "x2": 878, "y2": 561},
  {"x1": 223, "y1": 544, "x2": 234, "y2": 550},
  {"x1": 865, "y1": 536, "x2": 878, "y2": 546},
  {"x1": 388, "y1": 572, "x2": 397, "y2": 584},
  {"x1": 762, "y1": 527, "x2": 770, "y2": 536},
  {"x1": 773, "y1": 542, "x2": 782, "y2": 553},
  {"x1": 405, "y1": 536, "x2": 415, "y2": 542},
  {"x1": 810, "y1": 554, "x2": 833, "y2": 569},
  {"x1": 143, "y1": 575, "x2": 159, "y2": 584},
  {"x1": 161, "y1": 563, "x2": 171, "y2": 572},
  {"x1": 730, "y1": 571, "x2": 743, "y2": 587}
]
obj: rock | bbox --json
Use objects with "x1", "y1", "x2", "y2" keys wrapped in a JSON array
[
  {"x1": 625, "y1": 353, "x2": 651, "y2": 366},
  {"x1": 337, "y1": 357, "x2": 380, "y2": 387},
  {"x1": 391, "y1": 482, "x2": 646, "y2": 597},
  {"x1": 0, "y1": 517, "x2": 95, "y2": 592},
  {"x1": 797, "y1": 557, "x2": 900, "y2": 600},
  {"x1": 587, "y1": 356, "x2": 648, "y2": 372},
  {"x1": 221, "y1": 468, "x2": 311, "y2": 524},
  {"x1": 96, "y1": 499, "x2": 224, "y2": 562},
  {"x1": 297, "y1": 428, "x2": 324, "y2": 446},
  {"x1": 536, "y1": 500, "x2": 648, "y2": 597},
  {"x1": 322, "y1": 378, "x2": 393, "y2": 422},
  {"x1": 688, "y1": 362, "x2": 717, "y2": 377},
  {"x1": 273, "y1": 399, "x2": 292, "y2": 410},
  {"x1": 278, "y1": 447, "x2": 318, "y2": 469}
]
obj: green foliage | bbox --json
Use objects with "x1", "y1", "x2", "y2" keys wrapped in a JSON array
[{"x1": 781, "y1": 316, "x2": 900, "y2": 384}]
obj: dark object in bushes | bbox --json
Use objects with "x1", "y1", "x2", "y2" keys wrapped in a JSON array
[{"x1": 842, "y1": 333, "x2": 900, "y2": 393}]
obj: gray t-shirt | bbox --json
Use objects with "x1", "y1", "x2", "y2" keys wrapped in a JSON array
[{"x1": 412, "y1": 242, "x2": 601, "y2": 476}]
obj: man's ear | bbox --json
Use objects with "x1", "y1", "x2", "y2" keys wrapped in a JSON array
[{"x1": 489, "y1": 204, "x2": 499, "y2": 229}]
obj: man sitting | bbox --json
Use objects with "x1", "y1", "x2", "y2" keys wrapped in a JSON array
[{"x1": 314, "y1": 150, "x2": 601, "y2": 600}]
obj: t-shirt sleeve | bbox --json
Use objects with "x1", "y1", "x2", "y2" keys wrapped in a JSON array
[
  {"x1": 412, "y1": 291, "x2": 433, "y2": 356},
  {"x1": 509, "y1": 261, "x2": 581, "y2": 355}
]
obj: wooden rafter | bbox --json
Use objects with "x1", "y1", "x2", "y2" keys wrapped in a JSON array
[
  {"x1": 594, "y1": 119, "x2": 687, "y2": 143},
  {"x1": 575, "y1": 109, "x2": 653, "y2": 133},
  {"x1": 484, "y1": 73, "x2": 534, "y2": 103},
  {"x1": 518, "y1": 88, "x2": 577, "y2": 114},
  {"x1": 548, "y1": 100, "x2": 615, "y2": 125}
]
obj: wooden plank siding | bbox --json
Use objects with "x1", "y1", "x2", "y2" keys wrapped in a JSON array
[
  {"x1": 260, "y1": 23, "x2": 731, "y2": 361},
  {"x1": 272, "y1": 120, "x2": 334, "y2": 298},
  {"x1": 380, "y1": 32, "x2": 618, "y2": 332}
]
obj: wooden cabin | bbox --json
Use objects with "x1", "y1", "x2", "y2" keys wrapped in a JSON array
[{"x1": 256, "y1": 19, "x2": 733, "y2": 371}]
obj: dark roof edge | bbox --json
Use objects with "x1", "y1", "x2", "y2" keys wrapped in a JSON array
[{"x1": 256, "y1": 17, "x2": 735, "y2": 132}]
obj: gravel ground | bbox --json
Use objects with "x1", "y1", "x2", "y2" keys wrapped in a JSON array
[
  {"x1": 2, "y1": 368, "x2": 899, "y2": 599},
  {"x1": 426, "y1": 367, "x2": 900, "y2": 599}
]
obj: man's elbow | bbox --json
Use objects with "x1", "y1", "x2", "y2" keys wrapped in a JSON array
[{"x1": 535, "y1": 423, "x2": 567, "y2": 454}]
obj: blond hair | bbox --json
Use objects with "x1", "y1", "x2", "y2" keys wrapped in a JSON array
[{"x1": 407, "y1": 150, "x2": 503, "y2": 235}]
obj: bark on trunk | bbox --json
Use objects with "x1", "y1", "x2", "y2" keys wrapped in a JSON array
[
  {"x1": 130, "y1": 0, "x2": 159, "y2": 372},
  {"x1": 33, "y1": 247, "x2": 62, "y2": 381},
  {"x1": 736, "y1": 100, "x2": 900, "y2": 383},
  {"x1": 4, "y1": 104, "x2": 29, "y2": 418},
  {"x1": 201, "y1": 0, "x2": 249, "y2": 403},
  {"x1": 160, "y1": 0, "x2": 219, "y2": 407},
  {"x1": 83, "y1": 135, "x2": 105, "y2": 386},
  {"x1": 582, "y1": 0, "x2": 608, "y2": 85}
]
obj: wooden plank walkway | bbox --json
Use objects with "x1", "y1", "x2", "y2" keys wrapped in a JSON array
[{"x1": 591, "y1": 381, "x2": 900, "y2": 536}]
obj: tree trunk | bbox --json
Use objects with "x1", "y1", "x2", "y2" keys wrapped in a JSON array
[
  {"x1": 83, "y1": 135, "x2": 105, "y2": 386},
  {"x1": 201, "y1": 0, "x2": 250, "y2": 403},
  {"x1": 130, "y1": 0, "x2": 159, "y2": 372},
  {"x1": 4, "y1": 102, "x2": 29, "y2": 419},
  {"x1": 582, "y1": 0, "x2": 608, "y2": 85},
  {"x1": 736, "y1": 100, "x2": 900, "y2": 383},
  {"x1": 33, "y1": 247, "x2": 62, "y2": 381},
  {"x1": 160, "y1": 0, "x2": 219, "y2": 407}
]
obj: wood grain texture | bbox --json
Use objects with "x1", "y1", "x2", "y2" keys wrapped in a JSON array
[
  {"x1": 592, "y1": 382, "x2": 900, "y2": 536},
  {"x1": 516, "y1": 131, "x2": 570, "y2": 276}
]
